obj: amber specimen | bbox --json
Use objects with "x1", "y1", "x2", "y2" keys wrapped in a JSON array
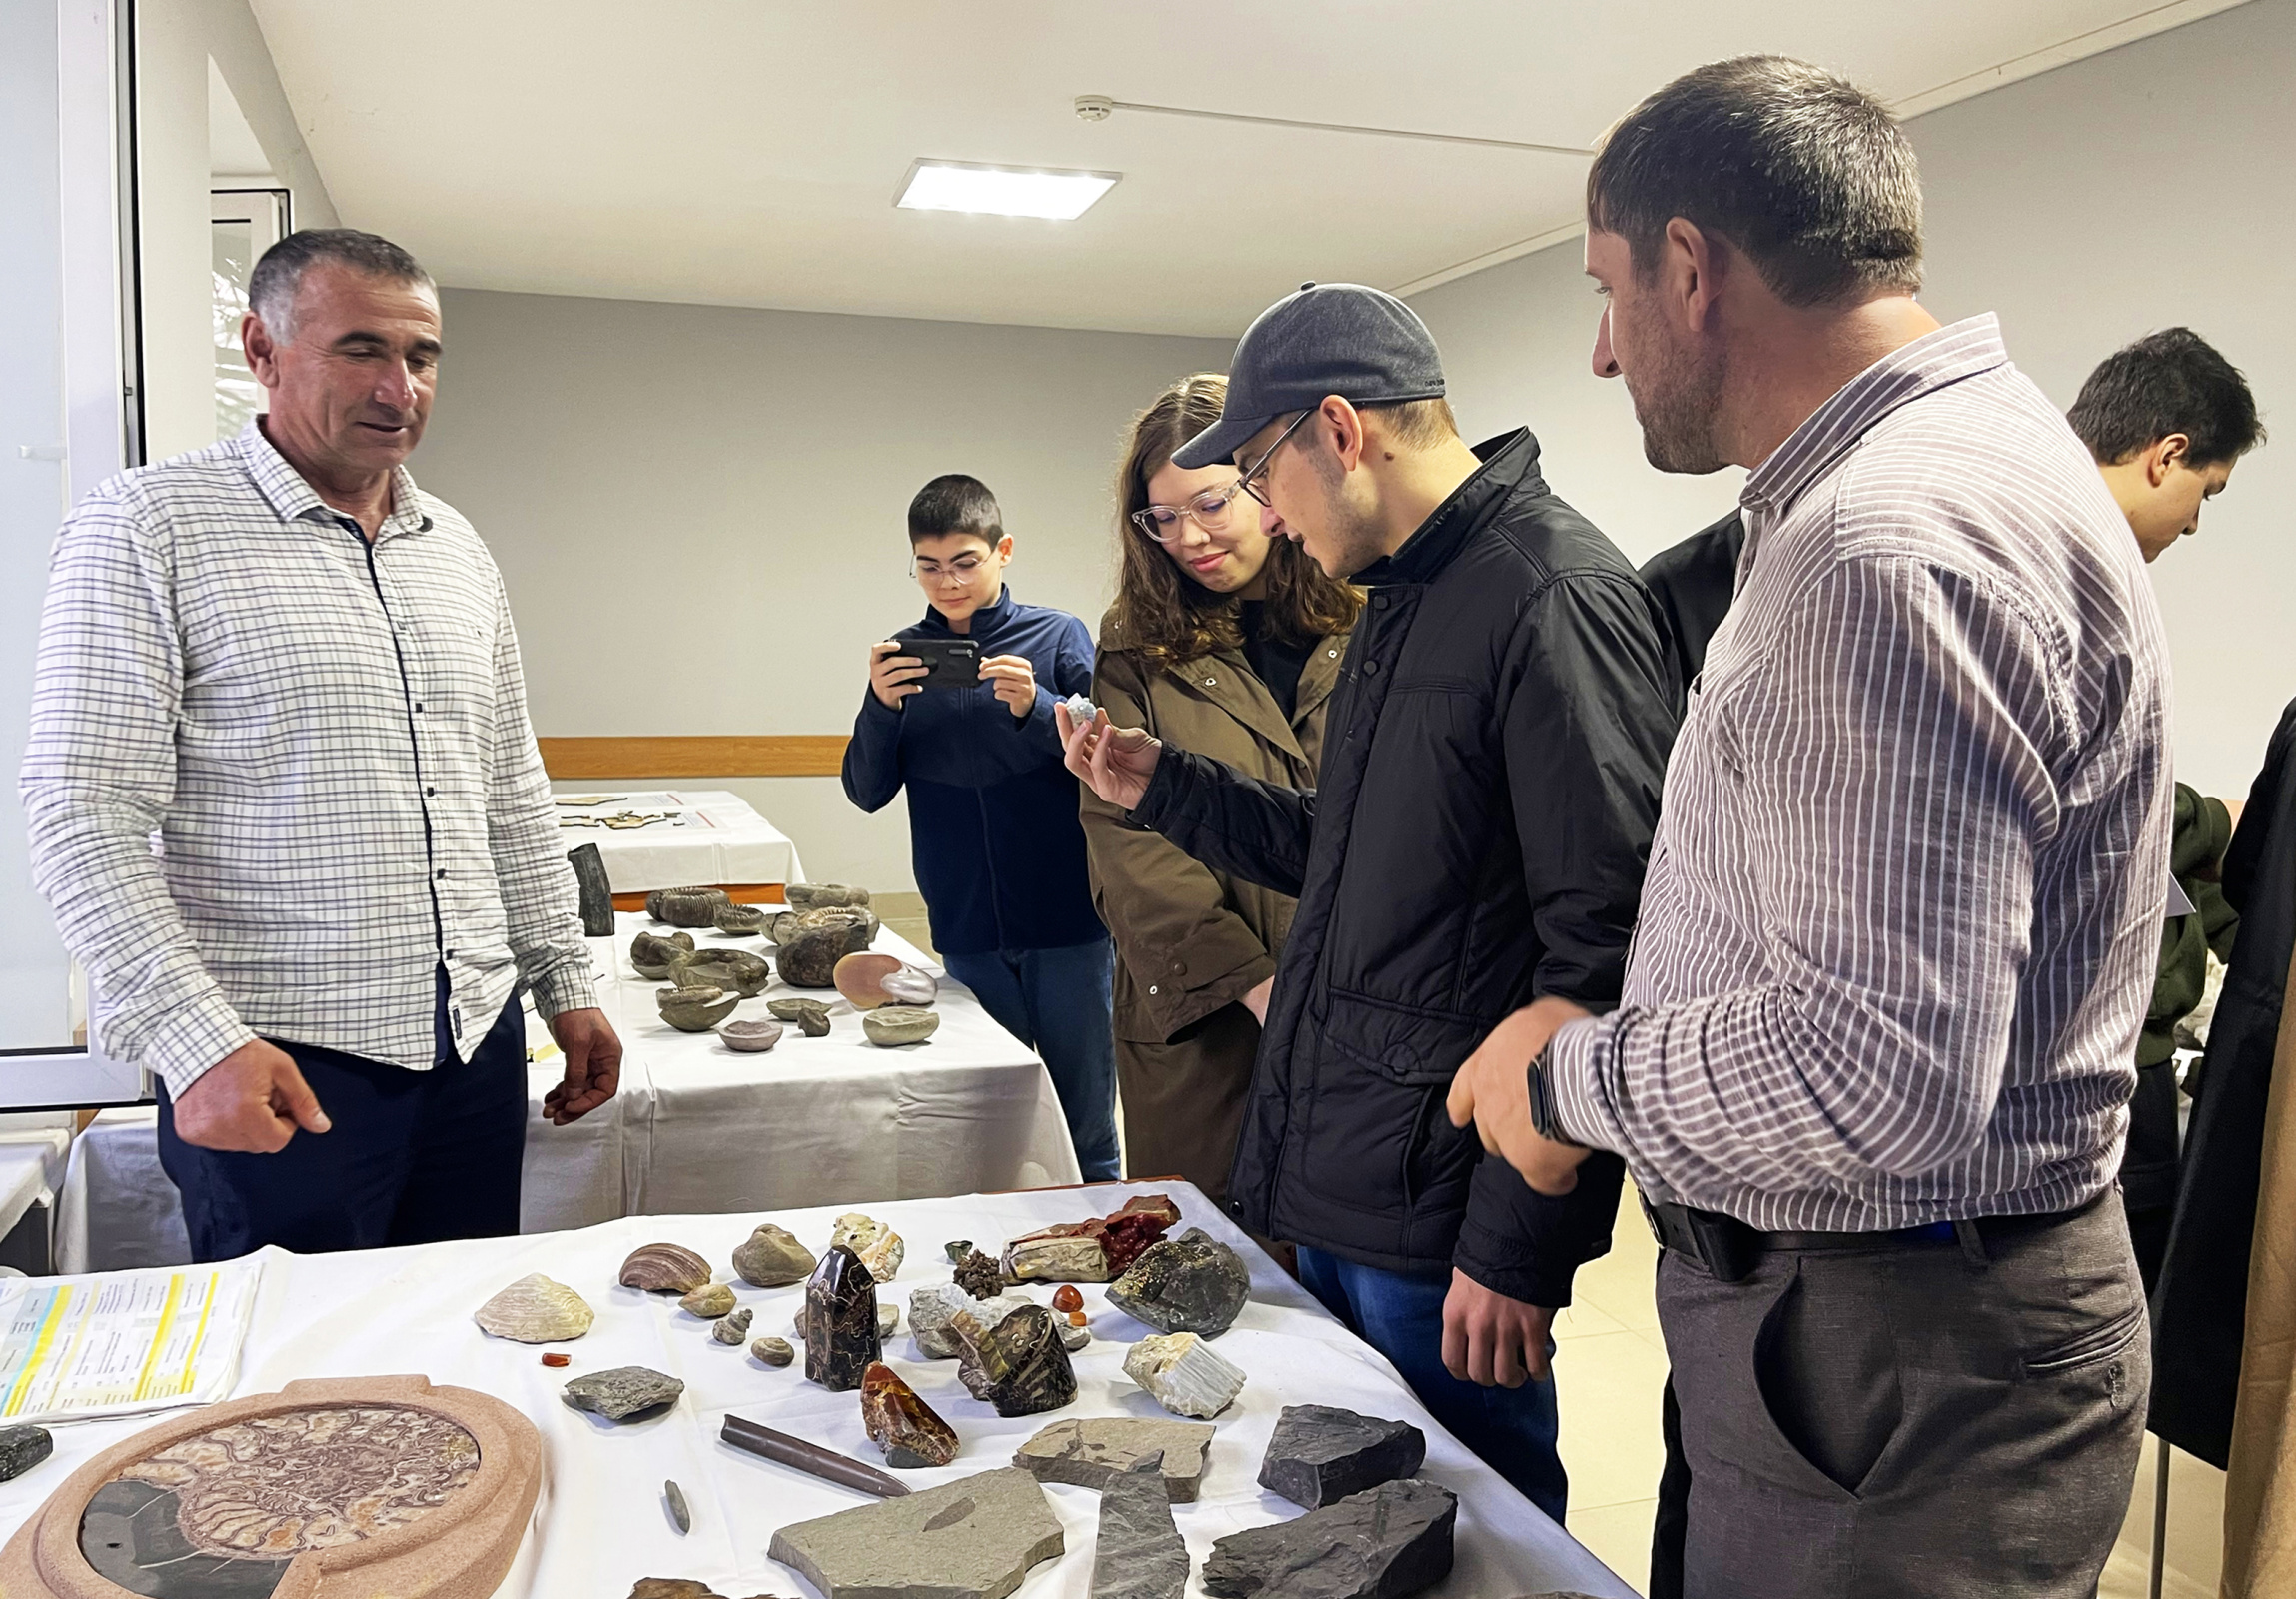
[
  {"x1": 859, "y1": 1362, "x2": 959, "y2": 1468},
  {"x1": 1052, "y1": 1285, "x2": 1084, "y2": 1314},
  {"x1": 541, "y1": 1352, "x2": 571, "y2": 1368}
]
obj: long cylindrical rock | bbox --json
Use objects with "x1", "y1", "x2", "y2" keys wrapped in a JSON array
[{"x1": 720, "y1": 1414, "x2": 912, "y2": 1498}]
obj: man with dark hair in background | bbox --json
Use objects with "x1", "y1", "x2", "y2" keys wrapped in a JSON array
[
  {"x1": 842, "y1": 474, "x2": 1119, "y2": 1179},
  {"x1": 2067, "y1": 327, "x2": 2265, "y2": 1290},
  {"x1": 1451, "y1": 57, "x2": 2170, "y2": 1597},
  {"x1": 22, "y1": 229, "x2": 621, "y2": 1259}
]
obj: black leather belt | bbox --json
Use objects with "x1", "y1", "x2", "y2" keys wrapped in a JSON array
[{"x1": 1640, "y1": 1189, "x2": 2111, "y2": 1283}]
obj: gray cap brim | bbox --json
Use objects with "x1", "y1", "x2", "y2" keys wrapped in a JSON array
[{"x1": 1172, "y1": 409, "x2": 1276, "y2": 472}]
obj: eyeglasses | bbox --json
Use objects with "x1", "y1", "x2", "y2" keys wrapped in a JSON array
[
  {"x1": 1129, "y1": 480, "x2": 1251, "y2": 545},
  {"x1": 910, "y1": 554, "x2": 994, "y2": 581},
  {"x1": 1236, "y1": 410, "x2": 1313, "y2": 508}
]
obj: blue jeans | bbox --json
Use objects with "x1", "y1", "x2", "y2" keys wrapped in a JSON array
[
  {"x1": 1297, "y1": 1245, "x2": 1568, "y2": 1523},
  {"x1": 944, "y1": 937, "x2": 1121, "y2": 1182}
]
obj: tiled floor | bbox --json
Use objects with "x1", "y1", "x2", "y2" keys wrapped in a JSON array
[{"x1": 1553, "y1": 1184, "x2": 2227, "y2": 1597}]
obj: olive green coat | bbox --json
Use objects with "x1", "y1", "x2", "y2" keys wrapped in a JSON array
[{"x1": 1080, "y1": 605, "x2": 1348, "y2": 1202}]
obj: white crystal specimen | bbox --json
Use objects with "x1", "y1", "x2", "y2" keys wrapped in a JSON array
[
  {"x1": 1123, "y1": 1332, "x2": 1245, "y2": 1418},
  {"x1": 909, "y1": 1283, "x2": 1032, "y2": 1359}
]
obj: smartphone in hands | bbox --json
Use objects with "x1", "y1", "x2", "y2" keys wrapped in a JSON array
[{"x1": 903, "y1": 638, "x2": 982, "y2": 689}]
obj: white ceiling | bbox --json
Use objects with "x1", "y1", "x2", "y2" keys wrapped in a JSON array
[{"x1": 245, "y1": 0, "x2": 2248, "y2": 336}]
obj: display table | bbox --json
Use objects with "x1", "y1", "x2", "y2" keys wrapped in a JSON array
[
  {"x1": 556, "y1": 789, "x2": 806, "y2": 905},
  {"x1": 52, "y1": 914, "x2": 1079, "y2": 1271},
  {"x1": 0, "y1": 1183, "x2": 1634, "y2": 1598}
]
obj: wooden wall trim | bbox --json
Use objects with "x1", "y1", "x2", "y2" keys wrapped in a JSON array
[{"x1": 538, "y1": 735, "x2": 849, "y2": 780}]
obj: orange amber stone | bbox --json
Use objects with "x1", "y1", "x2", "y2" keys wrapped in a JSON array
[
  {"x1": 541, "y1": 1352, "x2": 571, "y2": 1368},
  {"x1": 1051, "y1": 1285, "x2": 1084, "y2": 1314},
  {"x1": 1067, "y1": 1309, "x2": 1088, "y2": 1327}
]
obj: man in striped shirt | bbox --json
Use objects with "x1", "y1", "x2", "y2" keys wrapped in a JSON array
[
  {"x1": 22, "y1": 230, "x2": 618, "y2": 1259},
  {"x1": 1450, "y1": 58, "x2": 2168, "y2": 1597}
]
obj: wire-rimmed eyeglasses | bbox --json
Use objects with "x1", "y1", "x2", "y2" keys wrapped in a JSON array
[{"x1": 1129, "y1": 480, "x2": 1251, "y2": 545}]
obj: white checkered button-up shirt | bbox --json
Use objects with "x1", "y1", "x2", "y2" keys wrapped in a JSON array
[
  {"x1": 1549, "y1": 315, "x2": 2174, "y2": 1232},
  {"x1": 21, "y1": 421, "x2": 598, "y2": 1098}
]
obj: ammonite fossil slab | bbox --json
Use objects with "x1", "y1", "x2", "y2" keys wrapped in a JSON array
[
  {"x1": 0, "y1": 1375, "x2": 538, "y2": 1599},
  {"x1": 647, "y1": 886, "x2": 731, "y2": 928}
]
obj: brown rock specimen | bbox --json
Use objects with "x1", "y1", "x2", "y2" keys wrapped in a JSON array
[
  {"x1": 859, "y1": 1362, "x2": 960, "y2": 1468},
  {"x1": 952, "y1": 1249, "x2": 1006, "y2": 1301},
  {"x1": 952, "y1": 1304, "x2": 1078, "y2": 1418},
  {"x1": 733, "y1": 1222, "x2": 818, "y2": 1287},
  {"x1": 670, "y1": 947, "x2": 771, "y2": 997},
  {"x1": 1001, "y1": 1195, "x2": 1182, "y2": 1283},
  {"x1": 621, "y1": 1242, "x2": 713, "y2": 1293},
  {"x1": 649, "y1": 886, "x2": 731, "y2": 927},
  {"x1": 800, "y1": 1245, "x2": 881, "y2": 1392},
  {"x1": 630, "y1": 928, "x2": 697, "y2": 978},
  {"x1": 628, "y1": 1582, "x2": 784, "y2": 1599},
  {"x1": 786, "y1": 882, "x2": 873, "y2": 910}
]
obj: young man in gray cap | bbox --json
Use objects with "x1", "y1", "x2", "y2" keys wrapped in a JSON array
[{"x1": 1061, "y1": 282, "x2": 1678, "y2": 1520}]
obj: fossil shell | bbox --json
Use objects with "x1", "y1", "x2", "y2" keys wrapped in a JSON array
[
  {"x1": 475, "y1": 1273, "x2": 595, "y2": 1342},
  {"x1": 768, "y1": 997, "x2": 832, "y2": 1036},
  {"x1": 773, "y1": 907, "x2": 880, "y2": 987},
  {"x1": 630, "y1": 928, "x2": 696, "y2": 979},
  {"x1": 863, "y1": 1005, "x2": 940, "y2": 1047},
  {"x1": 680, "y1": 1282, "x2": 736, "y2": 1318},
  {"x1": 785, "y1": 882, "x2": 873, "y2": 911},
  {"x1": 711, "y1": 1307, "x2": 754, "y2": 1345},
  {"x1": 751, "y1": 1335, "x2": 795, "y2": 1366},
  {"x1": 720, "y1": 1019, "x2": 784, "y2": 1053},
  {"x1": 671, "y1": 948, "x2": 771, "y2": 997},
  {"x1": 649, "y1": 885, "x2": 731, "y2": 927},
  {"x1": 621, "y1": 1242, "x2": 713, "y2": 1293},
  {"x1": 658, "y1": 984, "x2": 740, "y2": 1032},
  {"x1": 714, "y1": 903, "x2": 771, "y2": 935},
  {"x1": 829, "y1": 1212, "x2": 905, "y2": 1283}
]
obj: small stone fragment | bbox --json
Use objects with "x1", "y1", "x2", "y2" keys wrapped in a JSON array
[
  {"x1": 1107, "y1": 1228, "x2": 1252, "y2": 1338},
  {"x1": 720, "y1": 1018, "x2": 785, "y2": 1053},
  {"x1": 664, "y1": 1478, "x2": 691, "y2": 1534},
  {"x1": 830, "y1": 1212, "x2": 905, "y2": 1283},
  {"x1": 658, "y1": 983, "x2": 740, "y2": 1032},
  {"x1": 475, "y1": 1272, "x2": 595, "y2": 1342},
  {"x1": 680, "y1": 1282, "x2": 736, "y2": 1319},
  {"x1": 878, "y1": 1304, "x2": 901, "y2": 1339},
  {"x1": 860, "y1": 1361, "x2": 961, "y2": 1468},
  {"x1": 1123, "y1": 1333, "x2": 1245, "y2": 1419},
  {"x1": 786, "y1": 882, "x2": 873, "y2": 911},
  {"x1": 630, "y1": 928, "x2": 697, "y2": 978},
  {"x1": 952, "y1": 1249, "x2": 1005, "y2": 1301},
  {"x1": 733, "y1": 1222, "x2": 819, "y2": 1287},
  {"x1": 1059, "y1": 1321, "x2": 1091, "y2": 1353},
  {"x1": 945, "y1": 1239, "x2": 973, "y2": 1264},
  {"x1": 768, "y1": 996, "x2": 833, "y2": 1035},
  {"x1": 628, "y1": 1582, "x2": 780, "y2": 1599},
  {"x1": 1013, "y1": 1417, "x2": 1214, "y2": 1502},
  {"x1": 712, "y1": 1306, "x2": 755, "y2": 1344},
  {"x1": 541, "y1": 1352, "x2": 571, "y2": 1368},
  {"x1": 1091, "y1": 1454, "x2": 1187, "y2": 1599},
  {"x1": 0, "y1": 1424, "x2": 54, "y2": 1483},
  {"x1": 909, "y1": 1283, "x2": 1032, "y2": 1360},
  {"x1": 565, "y1": 1365, "x2": 685, "y2": 1421},
  {"x1": 752, "y1": 1336, "x2": 795, "y2": 1367},
  {"x1": 622, "y1": 1241, "x2": 714, "y2": 1293},
  {"x1": 800, "y1": 1245, "x2": 881, "y2": 1391},
  {"x1": 671, "y1": 947, "x2": 772, "y2": 997},
  {"x1": 1051, "y1": 1284, "x2": 1084, "y2": 1314},
  {"x1": 768, "y1": 1468, "x2": 1061, "y2": 1599},
  {"x1": 953, "y1": 1304, "x2": 1078, "y2": 1418},
  {"x1": 863, "y1": 1005, "x2": 940, "y2": 1046},
  {"x1": 1258, "y1": 1404, "x2": 1428, "y2": 1510},
  {"x1": 1202, "y1": 1479, "x2": 1457, "y2": 1599}
]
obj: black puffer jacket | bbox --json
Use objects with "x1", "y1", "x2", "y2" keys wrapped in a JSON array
[{"x1": 1129, "y1": 430, "x2": 1678, "y2": 1304}]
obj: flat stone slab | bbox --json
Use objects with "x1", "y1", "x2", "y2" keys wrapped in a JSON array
[
  {"x1": 1258, "y1": 1404, "x2": 1427, "y2": 1509},
  {"x1": 769, "y1": 1467, "x2": 1063, "y2": 1599},
  {"x1": 1203, "y1": 1478, "x2": 1456, "y2": 1599},
  {"x1": 1012, "y1": 1417, "x2": 1215, "y2": 1503},
  {"x1": 1091, "y1": 1455, "x2": 1187, "y2": 1599}
]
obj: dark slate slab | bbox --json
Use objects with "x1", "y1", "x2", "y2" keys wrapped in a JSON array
[
  {"x1": 1203, "y1": 1478, "x2": 1456, "y2": 1599},
  {"x1": 1090, "y1": 1455, "x2": 1188, "y2": 1599},
  {"x1": 1256, "y1": 1404, "x2": 1428, "y2": 1509}
]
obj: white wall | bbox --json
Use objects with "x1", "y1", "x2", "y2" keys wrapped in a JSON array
[
  {"x1": 412, "y1": 290, "x2": 1229, "y2": 889},
  {"x1": 1410, "y1": 0, "x2": 2296, "y2": 799}
]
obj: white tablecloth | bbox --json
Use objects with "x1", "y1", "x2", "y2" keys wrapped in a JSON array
[
  {"x1": 53, "y1": 914, "x2": 1079, "y2": 1270},
  {"x1": 556, "y1": 789, "x2": 806, "y2": 893},
  {"x1": 0, "y1": 1183, "x2": 1633, "y2": 1599}
]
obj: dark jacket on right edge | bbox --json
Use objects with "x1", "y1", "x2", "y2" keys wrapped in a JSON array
[{"x1": 1128, "y1": 429, "x2": 1679, "y2": 1305}]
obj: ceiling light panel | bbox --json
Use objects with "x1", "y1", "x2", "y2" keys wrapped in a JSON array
[{"x1": 895, "y1": 161, "x2": 1119, "y2": 221}]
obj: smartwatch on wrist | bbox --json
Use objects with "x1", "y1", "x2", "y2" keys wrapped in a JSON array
[{"x1": 1525, "y1": 1039, "x2": 1582, "y2": 1147}]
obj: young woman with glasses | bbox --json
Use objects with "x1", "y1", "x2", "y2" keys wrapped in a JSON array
[{"x1": 1080, "y1": 374, "x2": 1361, "y2": 1211}]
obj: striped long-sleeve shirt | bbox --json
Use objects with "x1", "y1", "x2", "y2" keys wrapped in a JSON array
[
  {"x1": 20, "y1": 421, "x2": 598, "y2": 1097},
  {"x1": 1548, "y1": 315, "x2": 2173, "y2": 1232}
]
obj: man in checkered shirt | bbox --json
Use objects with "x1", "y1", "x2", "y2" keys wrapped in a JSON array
[{"x1": 21, "y1": 230, "x2": 619, "y2": 1260}]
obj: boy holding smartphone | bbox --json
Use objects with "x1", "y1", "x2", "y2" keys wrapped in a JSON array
[{"x1": 842, "y1": 474, "x2": 1120, "y2": 1179}]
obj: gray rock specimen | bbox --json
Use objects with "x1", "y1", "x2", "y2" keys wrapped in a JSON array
[
  {"x1": 733, "y1": 1222, "x2": 818, "y2": 1287},
  {"x1": 630, "y1": 928, "x2": 697, "y2": 978},
  {"x1": 878, "y1": 1303, "x2": 901, "y2": 1339},
  {"x1": 1124, "y1": 1333, "x2": 1244, "y2": 1419},
  {"x1": 768, "y1": 1467, "x2": 1062, "y2": 1599},
  {"x1": 664, "y1": 1478, "x2": 691, "y2": 1534},
  {"x1": 787, "y1": 882, "x2": 873, "y2": 911},
  {"x1": 714, "y1": 902, "x2": 772, "y2": 935},
  {"x1": 679, "y1": 1282, "x2": 736, "y2": 1318},
  {"x1": 945, "y1": 1239, "x2": 974, "y2": 1264},
  {"x1": 775, "y1": 906, "x2": 879, "y2": 986},
  {"x1": 1258, "y1": 1405, "x2": 1427, "y2": 1510},
  {"x1": 1108, "y1": 1228, "x2": 1252, "y2": 1337},
  {"x1": 671, "y1": 947, "x2": 771, "y2": 997},
  {"x1": 1202, "y1": 1479, "x2": 1456, "y2": 1599},
  {"x1": 1091, "y1": 1454, "x2": 1188, "y2": 1599},
  {"x1": 650, "y1": 885, "x2": 732, "y2": 927},
  {"x1": 1012, "y1": 1417, "x2": 1214, "y2": 1503},
  {"x1": 628, "y1": 1583, "x2": 777, "y2": 1599},
  {"x1": 751, "y1": 1335, "x2": 794, "y2": 1367},
  {"x1": 910, "y1": 1283, "x2": 1032, "y2": 1359},
  {"x1": 720, "y1": 1018, "x2": 784, "y2": 1052},
  {"x1": 712, "y1": 1306, "x2": 754, "y2": 1344},
  {"x1": 864, "y1": 1005, "x2": 941, "y2": 1046},
  {"x1": 769, "y1": 996, "x2": 833, "y2": 1036},
  {"x1": 657, "y1": 984, "x2": 739, "y2": 1032},
  {"x1": 1059, "y1": 1320, "x2": 1091, "y2": 1353},
  {"x1": 569, "y1": 842, "x2": 615, "y2": 936},
  {"x1": 565, "y1": 1365, "x2": 685, "y2": 1421},
  {"x1": 0, "y1": 1424, "x2": 53, "y2": 1482}
]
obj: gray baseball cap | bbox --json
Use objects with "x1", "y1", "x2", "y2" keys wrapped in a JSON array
[{"x1": 1173, "y1": 281, "x2": 1447, "y2": 470}]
